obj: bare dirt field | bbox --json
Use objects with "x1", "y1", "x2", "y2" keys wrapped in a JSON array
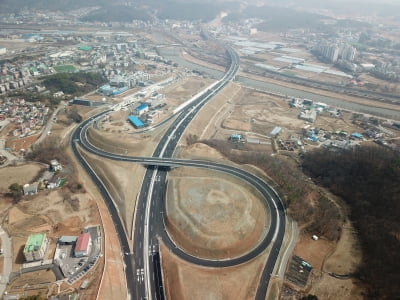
[
  {"x1": 323, "y1": 221, "x2": 361, "y2": 275},
  {"x1": 0, "y1": 143, "x2": 129, "y2": 299},
  {"x1": 5, "y1": 133, "x2": 41, "y2": 153},
  {"x1": 160, "y1": 241, "x2": 271, "y2": 300},
  {"x1": 6, "y1": 189, "x2": 98, "y2": 272},
  {"x1": 233, "y1": 89, "x2": 304, "y2": 132},
  {"x1": 289, "y1": 203, "x2": 365, "y2": 299},
  {"x1": 181, "y1": 82, "x2": 369, "y2": 158},
  {"x1": 179, "y1": 82, "x2": 243, "y2": 144},
  {"x1": 308, "y1": 274, "x2": 364, "y2": 300},
  {"x1": 0, "y1": 163, "x2": 45, "y2": 192},
  {"x1": 179, "y1": 143, "x2": 225, "y2": 161},
  {"x1": 166, "y1": 167, "x2": 268, "y2": 260},
  {"x1": 170, "y1": 70, "x2": 369, "y2": 298},
  {"x1": 179, "y1": 81, "x2": 296, "y2": 155},
  {"x1": 163, "y1": 76, "x2": 215, "y2": 108},
  {"x1": 0, "y1": 189, "x2": 104, "y2": 298},
  {"x1": 86, "y1": 126, "x2": 161, "y2": 157},
  {"x1": 8, "y1": 269, "x2": 56, "y2": 297},
  {"x1": 315, "y1": 111, "x2": 361, "y2": 133},
  {"x1": 293, "y1": 234, "x2": 335, "y2": 272},
  {"x1": 0, "y1": 39, "x2": 41, "y2": 52},
  {"x1": 180, "y1": 83, "x2": 303, "y2": 154},
  {"x1": 303, "y1": 219, "x2": 365, "y2": 299},
  {"x1": 358, "y1": 73, "x2": 400, "y2": 93},
  {"x1": 80, "y1": 149, "x2": 145, "y2": 236},
  {"x1": 100, "y1": 110, "x2": 160, "y2": 134}
]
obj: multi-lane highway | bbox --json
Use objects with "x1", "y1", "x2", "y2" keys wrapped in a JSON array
[{"x1": 70, "y1": 43, "x2": 286, "y2": 300}]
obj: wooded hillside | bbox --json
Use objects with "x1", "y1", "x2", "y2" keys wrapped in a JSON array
[{"x1": 302, "y1": 146, "x2": 400, "y2": 299}]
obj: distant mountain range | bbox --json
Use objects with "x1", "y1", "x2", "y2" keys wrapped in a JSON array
[
  {"x1": 262, "y1": 0, "x2": 400, "y2": 17},
  {"x1": 1, "y1": 0, "x2": 399, "y2": 22},
  {"x1": 0, "y1": 0, "x2": 240, "y2": 22},
  {"x1": 0, "y1": 0, "x2": 115, "y2": 13}
]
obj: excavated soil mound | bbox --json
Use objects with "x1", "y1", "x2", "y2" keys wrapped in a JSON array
[{"x1": 166, "y1": 173, "x2": 269, "y2": 260}]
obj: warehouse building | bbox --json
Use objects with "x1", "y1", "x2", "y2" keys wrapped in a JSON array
[
  {"x1": 23, "y1": 233, "x2": 49, "y2": 262},
  {"x1": 128, "y1": 115, "x2": 145, "y2": 129},
  {"x1": 270, "y1": 127, "x2": 282, "y2": 137},
  {"x1": 74, "y1": 232, "x2": 91, "y2": 257}
]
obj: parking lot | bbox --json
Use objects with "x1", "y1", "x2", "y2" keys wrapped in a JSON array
[{"x1": 53, "y1": 225, "x2": 101, "y2": 284}]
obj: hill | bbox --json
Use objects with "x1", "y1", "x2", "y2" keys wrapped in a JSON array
[
  {"x1": 0, "y1": 0, "x2": 238, "y2": 22},
  {"x1": 0, "y1": 0, "x2": 118, "y2": 13},
  {"x1": 42, "y1": 72, "x2": 106, "y2": 96},
  {"x1": 223, "y1": 5, "x2": 328, "y2": 31},
  {"x1": 302, "y1": 145, "x2": 400, "y2": 299}
]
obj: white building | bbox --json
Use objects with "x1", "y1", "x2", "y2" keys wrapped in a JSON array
[
  {"x1": 50, "y1": 159, "x2": 62, "y2": 172},
  {"x1": 299, "y1": 109, "x2": 317, "y2": 123},
  {"x1": 23, "y1": 233, "x2": 49, "y2": 262}
]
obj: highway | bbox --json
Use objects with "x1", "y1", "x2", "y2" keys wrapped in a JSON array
[{"x1": 70, "y1": 43, "x2": 286, "y2": 300}]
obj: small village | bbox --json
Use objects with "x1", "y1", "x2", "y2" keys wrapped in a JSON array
[{"x1": 0, "y1": 98, "x2": 49, "y2": 139}]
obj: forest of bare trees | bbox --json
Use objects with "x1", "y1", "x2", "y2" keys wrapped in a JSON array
[{"x1": 302, "y1": 145, "x2": 400, "y2": 299}]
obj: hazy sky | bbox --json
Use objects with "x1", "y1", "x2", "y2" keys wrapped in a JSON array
[{"x1": 263, "y1": 0, "x2": 400, "y2": 4}]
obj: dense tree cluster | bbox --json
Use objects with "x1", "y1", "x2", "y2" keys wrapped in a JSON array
[
  {"x1": 302, "y1": 146, "x2": 400, "y2": 299},
  {"x1": 8, "y1": 182, "x2": 23, "y2": 203},
  {"x1": 42, "y1": 72, "x2": 106, "y2": 97},
  {"x1": 67, "y1": 108, "x2": 83, "y2": 123},
  {"x1": 26, "y1": 137, "x2": 67, "y2": 165}
]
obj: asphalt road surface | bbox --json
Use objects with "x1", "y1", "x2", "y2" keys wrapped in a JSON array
[{"x1": 71, "y1": 43, "x2": 286, "y2": 300}]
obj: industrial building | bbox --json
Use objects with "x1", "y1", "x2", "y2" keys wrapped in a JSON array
[
  {"x1": 58, "y1": 236, "x2": 78, "y2": 245},
  {"x1": 74, "y1": 232, "x2": 91, "y2": 257},
  {"x1": 98, "y1": 84, "x2": 128, "y2": 96},
  {"x1": 134, "y1": 103, "x2": 149, "y2": 116},
  {"x1": 270, "y1": 127, "x2": 282, "y2": 137},
  {"x1": 128, "y1": 115, "x2": 145, "y2": 128},
  {"x1": 229, "y1": 134, "x2": 245, "y2": 142},
  {"x1": 23, "y1": 233, "x2": 49, "y2": 262},
  {"x1": 299, "y1": 109, "x2": 317, "y2": 123}
]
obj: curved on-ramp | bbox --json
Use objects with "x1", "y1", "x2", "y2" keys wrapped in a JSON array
[{"x1": 70, "y1": 43, "x2": 286, "y2": 300}]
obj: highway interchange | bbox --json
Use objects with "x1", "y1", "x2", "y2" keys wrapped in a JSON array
[{"x1": 70, "y1": 44, "x2": 286, "y2": 300}]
